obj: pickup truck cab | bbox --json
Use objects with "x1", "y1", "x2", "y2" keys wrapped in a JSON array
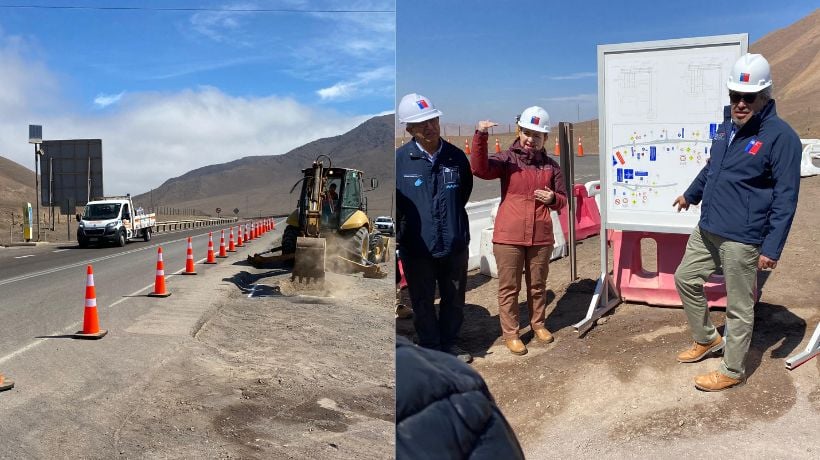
[
  {"x1": 374, "y1": 216, "x2": 394, "y2": 235},
  {"x1": 76, "y1": 195, "x2": 155, "y2": 247}
]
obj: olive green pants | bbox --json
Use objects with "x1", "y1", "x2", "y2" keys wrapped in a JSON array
[{"x1": 674, "y1": 227, "x2": 759, "y2": 379}]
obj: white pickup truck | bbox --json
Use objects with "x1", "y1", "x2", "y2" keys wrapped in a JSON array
[{"x1": 76, "y1": 195, "x2": 156, "y2": 247}]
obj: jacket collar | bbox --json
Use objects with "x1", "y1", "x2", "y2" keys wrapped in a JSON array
[
  {"x1": 723, "y1": 99, "x2": 777, "y2": 132},
  {"x1": 408, "y1": 138, "x2": 446, "y2": 160},
  {"x1": 509, "y1": 138, "x2": 548, "y2": 165}
]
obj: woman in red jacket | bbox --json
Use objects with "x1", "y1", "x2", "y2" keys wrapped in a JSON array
[{"x1": 471, "y1": 106, "x2": 568, "y2": 355}]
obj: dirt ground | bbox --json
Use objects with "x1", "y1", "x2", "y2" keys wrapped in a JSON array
[
  {"x1": 109, "y1": 256, "x2": 396, "y2": 458},
  {"x1": 397, "y1": 175, "x2": 820, "y2": 458}
]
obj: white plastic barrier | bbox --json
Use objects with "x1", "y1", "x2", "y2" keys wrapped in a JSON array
[
  {"x1": 465, "y1": 197, "x2": 501, "y2": 270},
  {"x1": 477, "y1": 203, "x2": 568, "y2": 278},
  {"x1": 800, "y1": 139, "x2": 820, "y2": 177}
]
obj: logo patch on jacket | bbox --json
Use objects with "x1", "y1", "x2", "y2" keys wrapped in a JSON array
[{"x1": 745, "y1": 139, "x2": 763, "y2": 155}]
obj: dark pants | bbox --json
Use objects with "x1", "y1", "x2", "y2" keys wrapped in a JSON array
[{"x1": 402, "y1": 248, "x2": 468, "y2": 350}]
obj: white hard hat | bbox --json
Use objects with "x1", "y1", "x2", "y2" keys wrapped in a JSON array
[
  {"x1": 727, "y1": 53, "x2": 772, "y2": 93},
  {"x1": 398, "y1": 93, "x2": 442, "y2": 124},
  {"x1": 517, "y1": 106, "x2": 550, "y2": 133}
]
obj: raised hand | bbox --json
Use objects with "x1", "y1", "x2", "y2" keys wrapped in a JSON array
[{"x1": 478, "y1": 120, "x2": 498, "y2": 133}]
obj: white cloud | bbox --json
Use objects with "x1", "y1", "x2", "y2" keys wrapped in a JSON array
[
  {"x1": 0, "y1": 34, "x2": 379, "y2": 197},
  {"x1": 317, "y1": 65, "x2": 393, "y2": 101},
  {"x1": 188, "y1": 3, "x2": 253, "y2": 46},
  {"x1": 93, "y1": 92, "x2": 124, "y2": 108},
  {"x1": 548, "y1": 72, "x2": 596, "y2": 80}
]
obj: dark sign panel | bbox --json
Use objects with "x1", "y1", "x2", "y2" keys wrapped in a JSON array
[{"x1": 40, "y1": 139, "x2": 104, "y2": 214}]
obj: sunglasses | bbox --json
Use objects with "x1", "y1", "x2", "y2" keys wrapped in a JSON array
[{"x1": 729, "y1": 91, "x2": 759, "y2": 104}]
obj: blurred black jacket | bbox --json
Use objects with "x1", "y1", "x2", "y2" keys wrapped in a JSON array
[{"x1": 396, "y1": 336, "x2": 525, "y2": 460}]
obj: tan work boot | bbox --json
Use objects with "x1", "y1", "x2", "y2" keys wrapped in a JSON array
[
  {"x1": 694, "y1": 370, "x2": 743, "y2": 391},
  {"x1": 533, "y1": 328, "x2": 554, "y2": 344},
  {"x1": 677, "y1": 336, "x2": 724, "y2": 363},
  {"x1": 504, "y1": 338, "x2": 528, "y2": 356}
]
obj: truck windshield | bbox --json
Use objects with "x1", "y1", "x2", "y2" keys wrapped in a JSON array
[{"x1": 83, "y1": 204, "x2": 121, "y2": 220}]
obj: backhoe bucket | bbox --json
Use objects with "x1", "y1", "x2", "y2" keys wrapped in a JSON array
[{"x1": 294, "y1": 237, "x2": 326, "y2": 281}]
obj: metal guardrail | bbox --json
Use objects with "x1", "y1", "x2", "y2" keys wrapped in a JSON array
[{"x1": 154, "y1": 217, "x2": 239, "y2": 233}]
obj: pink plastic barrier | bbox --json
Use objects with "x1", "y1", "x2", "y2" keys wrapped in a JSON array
[
  {"x1": 559, "y1": 184, "x2": 601, "y2": 241},
  {"x1": 610, "y1": 230, "x2": 732, "y2": 307},
  {"x1": 398, "y1": 259, "x2": 408, "y2": 290}
]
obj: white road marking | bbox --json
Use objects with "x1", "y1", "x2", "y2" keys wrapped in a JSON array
[
  {"x1": 248, "y1": 283, "x2": 258, "y2": 298},
  {"x1": 0, "y1": 283, "x2": 161, "y2": 365},
  {"x1": 14, "y1": 255, "x2": 35, "y2": 259},
  {"x1": 52, "y1": 249, "x2": 70, "y2": 253}
]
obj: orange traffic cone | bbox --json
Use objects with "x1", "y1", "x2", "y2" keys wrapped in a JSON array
[
  {"x1": 205, "y1": 232, "x2": 217, "y2": 264},
  {"x1": 272, "y1": 219, "x2": 276, "y2": 230},
  {"x1": 554, "y1": 137, "x2": 560, "y2": 156},
  {"x1": 464, "y1": 138, "x2": 471, "y2": 155},
  {"x1": 75, "y1": 265, "x2": 107, "y2": 339},
  {"x1": 495, "y1": 138, "x2": 501, "y2": 153},
  {"x1": 148, "y1": 247, "x2": 171, "y2": 297},
  {"x1": 252, "y1": 222, "x2": 257, "y2": 239},
  {"x1": 237, "y1": 226, "x2": 244, "y2": 247},
  {"x1": 244, "y1": 224, "x2": 250, "y2": 242},
  {"x1": 228, "y1": 226, "x2": 236, "y2": 252},
  {"x1": 577, "y1": 137, "x2": 584, "y2": 157},
  {"x1": 183, "y1": 237, "x2": 197, "y2": 275},
  {"x1": 218, "y1": 230, "x2": 227, "y2": 258},
  {"x1": 0, "y1": 373, "x2": 13, "y2": 391}
]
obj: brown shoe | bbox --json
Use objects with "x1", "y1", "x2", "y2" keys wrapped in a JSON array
[
  {"x1": 694, "y1": 371, "x2": 743, "y2": 392},
  {"x1": 504, "y1": 338, "x2": 528, "y2": 356},
  {"x1": 533, "y1": 328, "x2": 554, "y2": 344},
  {"x1": 677, "y1": 336, "x2": 724, "y2": 363}
]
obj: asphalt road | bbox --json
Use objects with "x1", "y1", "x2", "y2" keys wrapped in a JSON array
[{"x1": 0, "y1": 220, "x2": 273, "y2": 362}]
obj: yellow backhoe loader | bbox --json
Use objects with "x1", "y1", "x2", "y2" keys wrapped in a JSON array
[{"x1": 248, "y1": 155, "x2": 388, "y2": 280}]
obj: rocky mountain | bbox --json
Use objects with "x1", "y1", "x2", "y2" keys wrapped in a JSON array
[
  {"x1": 132, "y1": 114, "x2": 394, "y2": 218},
  {"x1": 750, "y1": 8, "x2": 820, "y2": 137}
]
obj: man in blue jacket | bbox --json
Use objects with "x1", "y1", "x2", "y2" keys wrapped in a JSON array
[
  {"x1": 673, "y1": 53, "x2": 802, "y2": 391},
  {"x1": 396, "y1": 93, "x2": 474, "y2": 363}
]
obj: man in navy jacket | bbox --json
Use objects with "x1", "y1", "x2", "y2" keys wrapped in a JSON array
[
  {"x1": 673, "y1": 54, "x2": 802, "y2": 391},
  {"x1": 396, "y1": 93, "x2": 473, "y2": 363}
]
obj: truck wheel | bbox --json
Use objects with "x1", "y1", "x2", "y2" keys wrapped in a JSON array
[
  {"x1": 282, "y1": 225, "x2": 299, "y2": 255},
  {"x1": 347, "y1": 227, "x2": 370, "y2": 264},
  {"x1": 143, "y1": 228, "x2": 151, "y2": 242},
  {"x1": 117, "y1": 230, "x2": 127, "y2": 247}
]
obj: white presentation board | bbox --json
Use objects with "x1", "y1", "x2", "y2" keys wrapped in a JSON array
[{"x1": 598, "y1": 34, "x2": 747, "y2": 233}]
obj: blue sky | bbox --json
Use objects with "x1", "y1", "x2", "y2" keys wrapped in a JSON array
[
  {"x1": 0, "y1": 0, "x2": 395, "y2": 195},
  {"x1": 397, "y1": 1, "x2": 817, "y2": 132}
]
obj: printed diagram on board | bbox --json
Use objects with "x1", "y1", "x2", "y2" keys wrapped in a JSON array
[
  {"x1": 615, "y1": 65, "x2": 656, "y2": 120},
  {"x1": 682, "y1": 61, "x2": 724, "y2": 114},
  {"x1": 609, "y1": 123, "x2": 717, "y2": 214}
]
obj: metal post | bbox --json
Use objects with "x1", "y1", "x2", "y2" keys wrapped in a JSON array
[
  {"x1": 66, "y1": 199, "x2": 71, "y2": 241},
  {"x1": 49, "y1": 156, "x2": 54, "y2": 231},
  {"x1": 34, "y1": 145, "x2": 40, "y2": 241},
  {"x1": 87, "y1": 155, "x2": 92, "y2": 203},
  {"x1": 559, "y1": 122, "x2": 577, "y2": 281}
]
